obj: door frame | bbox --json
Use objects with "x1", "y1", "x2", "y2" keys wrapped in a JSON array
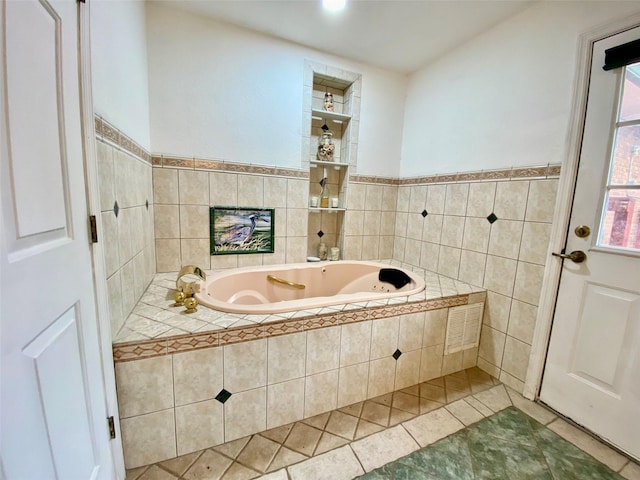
[
  {"x1": 525, "y1": 12, "x2": 640, "y2": 400},
  {"x1": 77, "y1": 1, "x2": 125, "y2": 477}
]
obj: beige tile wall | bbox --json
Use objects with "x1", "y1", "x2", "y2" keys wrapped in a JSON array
[
  {"x1": 341, "y1": 182, "x2": 398, "y2": 260},
  {"x1": 97, "y1": 139, "x2": 155, "y2": 336},
  {"x1": 392, "y1": 178, "x2": 558, "y2": 393},
  {"x1": 115, "y1": 302, "x2": 483, "y2": 468},
  {"x1": 153, "y1": 167, "x2": 309, "y2": 272}
]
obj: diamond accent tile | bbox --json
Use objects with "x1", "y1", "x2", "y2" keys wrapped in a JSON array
[
  {"x1": 421, "y1": 210, "x2": 428, "y2": 218},
  {"x1": 215, "y1": 388, "x2": 232, "y2": 404},
  {"x1": 392, "y1": 349, "x2": 402, "y2": 360},
  {"x1": 487, "y1": 212, "x2": 498, "y2": 224},
  {"x1": 113, "y1": 200, "x2": 119, "y2": 218},
  {"x1": 317, "y1": 230, "x2": 324, "y2": 238}
]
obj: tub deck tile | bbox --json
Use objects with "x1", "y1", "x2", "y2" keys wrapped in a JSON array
[
  {"x1": 116, "y1": 327, "x2": 153, "y2": 343},
  {"x1": 341, "y1": 303, "x2": 366, "y2": 311},
  {"x1": 260, "y1": 314, "x2": 290, "y2": 324},
  {"x1": 194, "y1": 324, "x2": 224, "y2": 334},
  {"x1": 388, "y1": 296, "x2": 410, "y2": 305},
  {"x1": 211, "y1": 316, "x2": 250, "y2": 329},
  {"x1": 317, "y1": 306, "x2": 342, "y2": 315},
  {"x1": 156, "y1": 327, "x2": 191, "y2": 338},
  {"x1": 289, "y1": 310, "x2": 319, "y2": 319},
  {"x1": 114, "y1": 267, "x2": 485, "y2": 361},
  {"x1": 366, "y1": 300, "x2": 390, "y2": 308}
]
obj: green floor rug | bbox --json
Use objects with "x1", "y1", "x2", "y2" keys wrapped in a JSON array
[{"x1": 357, "y1": 406, "x2": 624, "y2": 480}]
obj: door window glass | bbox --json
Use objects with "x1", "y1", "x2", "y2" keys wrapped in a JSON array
[{"x1": 597, "y1": 62, "x2": 640, "y2": 251}]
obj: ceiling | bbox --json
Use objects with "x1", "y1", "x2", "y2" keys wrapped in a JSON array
[{"x1": 161, "y1": 0, "x2": 535, "y2": 74}]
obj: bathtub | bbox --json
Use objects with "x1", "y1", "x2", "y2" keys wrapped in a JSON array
[{"x1": 195, "y1": 261, "x2": 426, "y2": 314}]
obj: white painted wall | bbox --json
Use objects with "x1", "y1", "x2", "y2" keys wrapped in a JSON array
[
  {"x1": 400, "y1": 1, "x2": 640, "y2": 177},
  {"x1": 91, "y1": 0, "x2": 151, "y2": 150},
  {"x1": 146, "y1": 3, "x2": 406, "y2": 176}
]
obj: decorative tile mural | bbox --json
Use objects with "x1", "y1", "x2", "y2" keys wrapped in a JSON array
[{"x1": 210, "y1": 207, "x2": 275, "y2": 255}]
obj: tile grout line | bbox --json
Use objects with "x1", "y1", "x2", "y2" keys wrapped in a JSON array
[
  {"x1": 348, "y1": 442, "x2": 368, "y2": 476},
  {"x1": 399, "y1": 417, "x2": 423, "y2": 449}
]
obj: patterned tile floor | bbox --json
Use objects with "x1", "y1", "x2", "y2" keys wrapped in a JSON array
[{"x1": 125, "y1": 367, "x2": 639, "y2": 480}]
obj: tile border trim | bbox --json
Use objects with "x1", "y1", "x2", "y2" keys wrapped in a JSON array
[
  {"x1": 149, "y1": 161, "x2": 560, "y2": 185},
  {"x1": 349, "y1": 175, "x2": 401, "y2": 186},
  {"x1": 94, "y1": 116, "x2": 152, "y2": 164},
  {"x1": 395, "y1": 164, "x2": 562, "y2": 186},
  {"x1": 151, "y1": 155, "x2": 309, "y2": 179},
  {"x1": 350, "y1": 164, "x2": 561, "y2": 186},
  {"x1": 112, "y1": 293, "x2": 472, "y2": 362}
]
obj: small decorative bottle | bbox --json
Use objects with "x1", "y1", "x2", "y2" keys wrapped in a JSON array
[
  {"x1": 320, "y1": 179, "x2": 330, "y2": 208},
  {"x1": 318, "y1": 242, "x2": 328, "y2": 261},
  {"x1": 323, "y1": 92, "x2": 334, "y2": 112}
]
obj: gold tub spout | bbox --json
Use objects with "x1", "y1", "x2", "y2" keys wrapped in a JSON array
[
  {"x1": 267, "y1": 274, "x2": 306, "y2": 289},
  {"x1": 176, "y1": 265, "x2": 207, "y2": 295}
]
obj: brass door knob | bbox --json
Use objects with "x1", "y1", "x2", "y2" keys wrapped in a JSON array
[{"x1": 552, "y1": 250, "x2": 587, "y2": 263}]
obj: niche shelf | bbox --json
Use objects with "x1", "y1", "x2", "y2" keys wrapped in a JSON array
[
  {"x1": 310, "y1": 160, "x2": 350, "y2": 167},
  {"x1": 311, "y1": 108, "x2": 352, "y2": 124},
  {"x1": 303, "y1": 62, "x2": 362, "y2": 259},
  {"x1": 308, "y1": 207, "x2": 347, "y2": 213}
]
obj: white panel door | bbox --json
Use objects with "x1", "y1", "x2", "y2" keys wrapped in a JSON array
[
  {"x1": 0, "y1": 1, "x2": 114, "y2": 479},
  {"x1": 540, "y1": 27, "x2": 640, "y2": 461}
]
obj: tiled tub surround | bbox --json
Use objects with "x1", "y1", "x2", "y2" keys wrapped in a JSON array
[
  {"x1": 329, "y1": 178, "x2": 399, "y2": 262},
  {"x1": 152, "y1": 158, "x2": 310, "y2": 272},
  {"x1": 96, "y1": 117, "x2": 156, "y2": 337},
  {"x1": 151, "y1": 154, "x2": 400, "y2": 271},
  {"x1": 392, "y1": 167, "x2": 560, "y2": 394},
  {"x1": 113, "y1": 266, "x2": 486, "y2": 468}
]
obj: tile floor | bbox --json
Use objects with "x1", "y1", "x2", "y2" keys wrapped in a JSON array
[
  {"x1": 125, "y1": 367, "x2": 639, "y2": 480},
  {"x1": 358, "y1": 407, "x2": 631, "y2": 480}
]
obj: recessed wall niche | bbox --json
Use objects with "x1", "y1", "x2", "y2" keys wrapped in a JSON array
[{"x1": 302, "y1": 61, "x2": 362, "y2": 259}]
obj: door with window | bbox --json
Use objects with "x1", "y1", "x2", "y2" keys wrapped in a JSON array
[{"x1": 540, "y1": 27, "x2": 640, "y2": 460}]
